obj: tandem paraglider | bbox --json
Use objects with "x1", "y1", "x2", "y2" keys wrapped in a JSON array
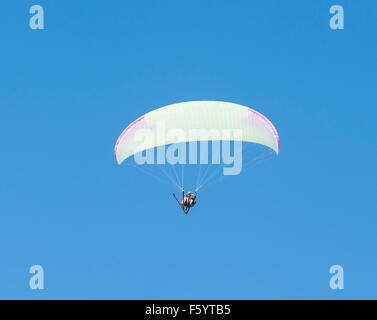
[
  {"x1": 173, "y1": 190, "x2": 197, "y2": 214},
  {"x1": 114, "y1": 101, "x2": 280, "y2": 215}
]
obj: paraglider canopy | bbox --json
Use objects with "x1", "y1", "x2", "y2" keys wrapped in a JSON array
[{"x1": 114, "y1": 101, "x2": 279, "y2": 165}]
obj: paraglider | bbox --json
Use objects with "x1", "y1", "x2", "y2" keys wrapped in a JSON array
[
  {"x1": 114, "y1": 101, "x2": 280, "y2": 215},
  {"x1": 173, "y1": 191, "x2": 197, "y2": 214}
]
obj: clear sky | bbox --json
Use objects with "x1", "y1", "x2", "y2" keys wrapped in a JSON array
[{"x1": 1, "y1": 0, "x2": 376, "y2": 299}]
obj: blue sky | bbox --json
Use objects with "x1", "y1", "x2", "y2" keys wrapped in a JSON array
[{"x1": 1, "y1": 0, "x2": 376, "y2": 299}]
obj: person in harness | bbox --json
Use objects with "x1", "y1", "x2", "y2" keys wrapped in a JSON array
[{"x1": 173, "y1": 190, "x2": 197, "y2": 214}]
